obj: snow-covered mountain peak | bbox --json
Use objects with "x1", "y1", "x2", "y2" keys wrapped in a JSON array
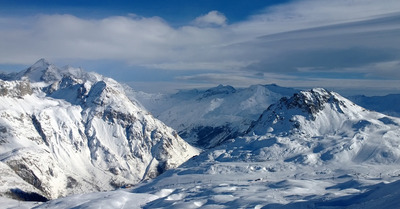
[
  {"x1": 30, "y1": 58, "x2": 51, "y2": 69},
  {"x1": 249, "y1": 88, "x2": 369, "y2": 136},
  {"x1": 282, "y1": 88, "x2": 344, "y2": 115},
  {"x1": 17, "y1": 58, "x2": 62, "y2": 83},
  {"x1": 83, "y1": 80, "x2": 142, "y2": 115},
  {"x1": 0, "y1": 60, "x2": 199, "y2": 200},
  {"x1": 12, "y1": 59, "x2": 105, "y2": 88}
]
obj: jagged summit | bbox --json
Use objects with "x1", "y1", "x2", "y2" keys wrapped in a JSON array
[
  {"x1": 278, "y1": 88, "x2": 346, "y2": 115},
  {"x1": 32, "y1": 58, "x2": 51, "y2": 68},
  {"x1": 10, "y1": 59, "x2": 96, "y2": 85},
  {"x1": 16, "y1": 58, "x2": 62, "y2": 82}
]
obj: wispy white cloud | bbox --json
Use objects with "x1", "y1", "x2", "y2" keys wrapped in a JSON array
[
  {"x1": 0, "y1": 0, "x2": 400, "y2": 94},
  {"x1": 193, "y1": 10, "x2": 227, "y2": 27},
  {"x1": 177, "y1": 72, "x2": 267, "y2": 86}
]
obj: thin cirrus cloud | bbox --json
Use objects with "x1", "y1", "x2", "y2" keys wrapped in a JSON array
[
  {"x1": 243, "y1": 15, "x2": 400, "y2": 76},
  {"x1": 0, "y1": 0, "x2": 400, "y2": 94}
]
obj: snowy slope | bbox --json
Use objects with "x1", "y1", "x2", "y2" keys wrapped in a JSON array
[
  {"x1": 349, "y1": 94, "x2": 400, "y2": 117},
  {"x1": 130, "y1": 84, "x2": 297, "y2": 148},
  {"x1": 0, "y1": 60, "x2": 199, "y2": 200},
  {"x1": 28, "y1": 88, "x2": 400, "y2": 208}
]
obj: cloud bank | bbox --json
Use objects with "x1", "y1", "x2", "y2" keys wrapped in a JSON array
[{"x1": 0, "y1": 0, "x2": 400, "y2": 94}]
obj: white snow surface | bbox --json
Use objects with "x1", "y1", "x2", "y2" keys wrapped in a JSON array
[
  {"x1": 0, "y1": 60, "x2": 199, "y2": 200},
  {"x1": 129, "y1": 84, "x2": 297, "y2": 148},
  {"x1": 18, "y1": 87, "x2": 400, "y2": 208}
]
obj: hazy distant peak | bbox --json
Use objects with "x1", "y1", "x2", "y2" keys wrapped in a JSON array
[
  {"x1": 32, "y1": 58, "x2": 51, "y2": 68},
  {"x1": 202, "y1": 84, "x2": 236, "y2": 98}
]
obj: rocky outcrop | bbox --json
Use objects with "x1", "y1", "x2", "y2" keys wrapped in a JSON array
[{"x1": 0, "y1": 80, "x2": 32, "y2": 97}]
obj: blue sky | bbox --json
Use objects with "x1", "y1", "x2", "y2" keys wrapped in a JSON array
[
  {"x1": 0, "y1": 0, "x2": 291, "y2": 24},
  {"x1": 1, "y1": 0, "x2": 400, "y2": 95}
]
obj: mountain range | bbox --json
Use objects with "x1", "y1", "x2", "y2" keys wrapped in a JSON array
[
  {"x1": 1, "y1": 59, "x2": 400, "y2": 208},
  {"x1": 130, "y1": 84, "x2": 297, "y2": 148},
  {"x1": 32, "y1": 84, "x2": 400, "y2": 209}
]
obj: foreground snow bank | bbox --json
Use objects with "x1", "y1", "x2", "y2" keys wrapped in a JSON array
[{"x1": 35, "y1": 190, "x2": 158, "y2": 209}]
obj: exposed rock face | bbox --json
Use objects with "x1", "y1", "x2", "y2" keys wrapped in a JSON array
[
  {"x1": 0, "y1": 80, "x2": 32, "y2": 97},
  {"x1": 281, "y1": 88, "x2": 339, "y2": 115}
]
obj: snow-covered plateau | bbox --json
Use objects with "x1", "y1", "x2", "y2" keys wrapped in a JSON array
[{"x1": 2, "y1": 60, "x2": 400, "y2": 208}]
